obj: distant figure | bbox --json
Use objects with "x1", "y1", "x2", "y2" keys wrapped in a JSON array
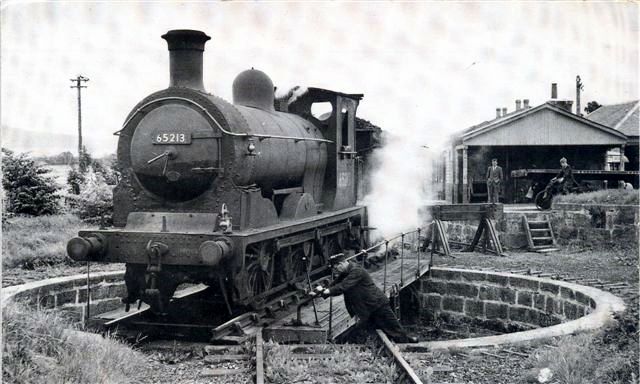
[
  {"x1": 310, "y1": 253, "x2": 417, "y2": 343},
  {"x1": 486, "y1": 158, "x2": 503, "y2": 203},
  {"x1": 550, "y1": 157, "x2": 576, "y2": 193}
]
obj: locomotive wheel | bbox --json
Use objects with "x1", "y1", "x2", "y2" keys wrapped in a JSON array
[
  {"x1": 535, "y1": 190, "x2": 552, "y2": 211},
  {"x1": 282, "y1": 242, "x2": 312, "y2": 283},
  {"x1": 245, "y1": 242, "x2": 274, "y2": 300},
  {"x1": 321, "y1": 234, "x2": 344, "y2": 266}
]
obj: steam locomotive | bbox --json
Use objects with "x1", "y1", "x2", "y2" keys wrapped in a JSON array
[{"x1": 67, "y1": 30, "x2": 377, "y2": 314}]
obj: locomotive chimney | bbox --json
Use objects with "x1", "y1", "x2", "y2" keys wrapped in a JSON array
[
  {"x1": 496, "y1": 108, "x2": 501, "y2": 118},
  {"x1": 551, "y1": 83, "x2": 558, "y2": 99},
  {"x1": 161, "y1": 29, "x2": 211, "y2": 91},
  {"x1": 515, "y1": 99, "x2": 522, "y2": 111}
]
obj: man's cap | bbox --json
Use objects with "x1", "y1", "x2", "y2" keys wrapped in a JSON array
[
  {"x1": 491, "y1": 158, "x2": 497, "y2": 161},
  {"x1": 560, "y1": 157, "x2": 567, "y2": 162},
  {"x1": 329, "y1": 253, "x2": 347, "y2": 265}
]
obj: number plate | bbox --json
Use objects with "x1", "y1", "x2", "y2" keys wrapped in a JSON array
[{"x1": 153, "y1": 133, "x2": 191, "y2": 144}]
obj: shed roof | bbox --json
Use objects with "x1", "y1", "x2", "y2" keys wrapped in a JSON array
[
  {"x1": 585, "y1": 100, "x2": 639, "y2": 137},
  {"x1": 455, "y1": 102, "x2": 628, "y2": 146}
]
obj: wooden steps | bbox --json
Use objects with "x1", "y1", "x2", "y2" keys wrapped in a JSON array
[{"x1": 522, "y1": 216, "x2": 558, "y2": 252}]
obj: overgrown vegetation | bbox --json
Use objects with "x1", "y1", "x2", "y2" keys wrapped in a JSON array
[
  {"x1": 2, "y1": 302, "x2": 145, "y2": 384},
  {"x1": 2, "y1": 148, "x2": 60, "y2": 216},
  {"x1": 66, "y1": 147, "x2": 117, "y2": 225},
  {"x1": 554, "y1": 189, "x2": 639, "y2": 205},
  {"x1": 66, "y1": 169, "x2": 114, "y2": 225},
  {"x1": 265, "y1": 339, "x2": 397, "y2": 383},
  {"x1": 2, "y1": 214, "x2": 82, "y2": 269},
  {"x1": 522, "y1": 313, "x2": 638, "y2": 384}
]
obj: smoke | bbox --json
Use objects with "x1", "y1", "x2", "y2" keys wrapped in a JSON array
[
  {"x1": 360, "y1": 131, "x2": 434, "y2": 241},
  {"x1": 274, "y1": 85, "x2": 309, "y2": 105}
]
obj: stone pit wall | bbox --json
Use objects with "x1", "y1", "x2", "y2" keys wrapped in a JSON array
[
  {"x1": 439, "y1": 203, "x2": 639, "y2": 249},
  {"x1": 2, "y1": 271, "x2": 126, "y2": 323},
  {"x1": 550, "y1": 203, "x2": 639, "y2": 248},
  {"x1": 417, "y1": 267, "x2": 596, "y2": 332}
]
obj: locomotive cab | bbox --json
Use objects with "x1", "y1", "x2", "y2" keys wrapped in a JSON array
[{"x1": 286, "y1": 88, "x2": 363, "y2": 211}]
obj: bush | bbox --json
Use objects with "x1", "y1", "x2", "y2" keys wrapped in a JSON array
[
  {"x1": 2, "y1": 149, "x2": 60, "y2": 216},
  {"x1": 2, "y1": 302, "x2": 145, "y2": 384},
  {"x1": 67, "y1": 169, "x2": 113, "y2": 225},
  {"x1": 67, "y1": 148, "x2": 118, "y2": 195},
  {"x1": 2, "y1": 214, "x2": 82, "y2": 269},
  {"x1": 66, "y1": 167, "x2": 84, "y2": 195}
]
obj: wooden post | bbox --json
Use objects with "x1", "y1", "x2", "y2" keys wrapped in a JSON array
[{"x1": 462, "y1": 146, "x2": 469, "y2": 203}]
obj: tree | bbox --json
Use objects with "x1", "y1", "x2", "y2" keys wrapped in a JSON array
[
  {"x1": 584, "y1": 101, "x2": 602, "y2": 114},
  {"x1": 2, "y1": 148, "x2": 60, "y2": 215},
  {"x1": 67, "y1": 147, "x2": 117, "y2": 194}
]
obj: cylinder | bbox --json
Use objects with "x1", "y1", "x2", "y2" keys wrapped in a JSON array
[
  {"x1": 551, "y1": 83, "x2": 558, "y2": 99},
  {"x1": 161, "y1": 30, "x2": 211, "y2": 91}
]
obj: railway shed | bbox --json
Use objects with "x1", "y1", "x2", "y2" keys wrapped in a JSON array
[
  {"x1": 436, "y1": 86, "x2": 636, "y2": 204},
  {"x1": 585, "y1": 100, "x2": 639, "y2": 173}
]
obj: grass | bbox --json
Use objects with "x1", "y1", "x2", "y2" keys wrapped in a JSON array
[
  {"x1": 2, "y1": 214, "x2": 84, "y2": 269},
  {"x1": 554, "y1": 189, "x2": 639, "y2": 205},
  {"x1": 521, "y1": 316, "x2": 639, "y2": 384},
  {"x1": 264, "y1": 339, "x2": 397, "y2": 383},
  {"x1": 2, "y1": 301, "x2": 146, "y2": 384}
]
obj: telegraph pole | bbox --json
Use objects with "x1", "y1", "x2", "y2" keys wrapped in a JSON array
[
  {"x1": 70, "y1": 75, "x2": 89, "y2": 161},
  {"x1": 576, "y1": 75, "x2": 584, "y2": 117}
]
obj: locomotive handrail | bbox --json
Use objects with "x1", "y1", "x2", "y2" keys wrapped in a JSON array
[
  {"x1": 114, "y1": 97, "x2": 334, "y2": 144},
  {"x1": 343, "y1": 228, "x2": 421, "y2": 264}
]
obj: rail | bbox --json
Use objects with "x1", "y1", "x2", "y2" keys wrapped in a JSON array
[
  {"x1": 376, "y1": 329, "x2": 424, "y2": 384},
  {"x1": 327, "y1": 227, "x2": 434, "y2": 339}
]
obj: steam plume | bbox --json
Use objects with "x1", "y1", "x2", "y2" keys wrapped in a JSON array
[{"x1": 360, "y1": 131, "x2": 434, "y2": 241}]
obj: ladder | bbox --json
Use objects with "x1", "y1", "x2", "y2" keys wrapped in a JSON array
[{"x1": 522, "y1": 215, "x2": 558, "y2": 252}]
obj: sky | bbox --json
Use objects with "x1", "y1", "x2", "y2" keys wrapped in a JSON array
[{"x1": 1, "y1": 1, "x2": 638, "y2": 157}]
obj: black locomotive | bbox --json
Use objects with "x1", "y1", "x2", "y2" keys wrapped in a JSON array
[{"x1": 67, "y1": 30, "x2": 377, "y2": 314}]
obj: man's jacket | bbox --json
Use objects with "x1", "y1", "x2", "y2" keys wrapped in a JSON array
[
  {"x1": 486, "y1": 166, "x2": 503, "y2": 184},
  {"x1": 555, "y1": 165, "x2": 575, "y2": 183},
  {"x1": 327, "y1": 263, "x2": 389, "y2": 320}
]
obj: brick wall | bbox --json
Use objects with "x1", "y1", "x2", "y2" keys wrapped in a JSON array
[
  {"x1": 3, "y1": 271, "x2": 126, "y2": 324},
  {"x1": 413, "y1": 268, "x2": 596, "y2": 333},
  {"x1": 433, "y1": 203, "x2": 639, "y2": 249},
  {"x1": 551, "y1": 203, "x2": 639, "y2": 247}
]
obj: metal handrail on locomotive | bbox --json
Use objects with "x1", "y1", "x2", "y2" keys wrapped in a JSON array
[{"x1": 66, "y1": 29, "x2": 376, "y2": 314}]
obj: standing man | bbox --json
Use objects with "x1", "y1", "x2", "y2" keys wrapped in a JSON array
[
  {"x1": 486, "y1": 158, "x2": 503, "y2": 203},
  {"x1": 310, "y1": 253, "x2": 417, "y2": 343}
]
